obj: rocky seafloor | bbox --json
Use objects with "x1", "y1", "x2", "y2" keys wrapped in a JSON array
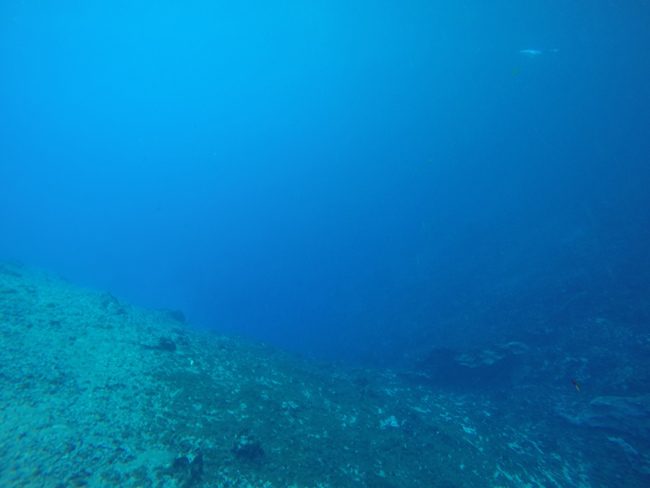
[{"x1": 1, "y1": 262, "x2": 648, "y2": 487}]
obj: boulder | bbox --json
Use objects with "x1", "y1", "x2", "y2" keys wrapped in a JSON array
[
  {"x1": 416, "y1": 342, "x2": 530, "y2": 388},
  {"x1": 559, "y1": 395, "x2": 650, "y2": 438}
]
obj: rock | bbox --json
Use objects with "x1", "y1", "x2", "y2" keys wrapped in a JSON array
[
  {"x1": 160, "y1": 309, "x2": 186, "y2": 323},
  {"x1": 167, "y1": 451, "x2": 203, "y2": 488},
  {"x1": 100, "y1": 292, "x2": 126, "y2": 315},
  {"x1": 415, "y1": 342, "x2": 530, "y2": 389},
  {"x1": 559, "y1": 395, "x2": 650, "y2": 438},
  {"x1": 143, "y1": 337, "x2": 177, "y2": 352},
  {"x1": 232, "y1": 432, "x2": 265, "y2": 462}
]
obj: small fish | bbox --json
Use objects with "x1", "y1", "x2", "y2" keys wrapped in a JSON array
[
  {"x1": 571, "y1": 378, "x2": 581, "y2": 392},
  {"x1": 518, "y1": 48, "x2": 560, "y2": 58},
  {"x1": 519, "y1": 49, "x2": 543, "y2": 57}
]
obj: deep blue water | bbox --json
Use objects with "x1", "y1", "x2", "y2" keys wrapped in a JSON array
[{"x1": 1, "y1": 0, "x2": 649, "y2": 364}]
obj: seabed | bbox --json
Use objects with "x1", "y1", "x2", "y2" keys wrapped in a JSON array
[{"x1": 1, "y1": 263, "x2": 648, "y2": 487}]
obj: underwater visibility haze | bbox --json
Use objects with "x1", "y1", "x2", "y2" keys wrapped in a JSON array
[{"x1": 1, "y1": 1, "x2": 650, "y2": 486}]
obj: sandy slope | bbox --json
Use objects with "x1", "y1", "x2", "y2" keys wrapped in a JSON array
[{"x1": 0, "y1": 262, "x2": 635, "y2": 488}]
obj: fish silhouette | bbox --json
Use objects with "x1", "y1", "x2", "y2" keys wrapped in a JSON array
[{"x1": 519, "y1": 48, "x2": 560, "y2": 58}]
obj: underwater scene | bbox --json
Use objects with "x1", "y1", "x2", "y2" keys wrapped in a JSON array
[{"x1": 1, "y1": 1, "x2": 649, "y2": 487}]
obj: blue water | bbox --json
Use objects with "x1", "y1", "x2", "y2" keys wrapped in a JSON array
[{"x1": 1, "y1": 0, "x2": 649, "y2": 366}]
